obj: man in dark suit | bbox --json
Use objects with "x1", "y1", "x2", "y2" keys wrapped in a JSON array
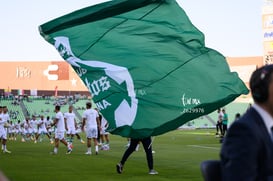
[{"x1": 220, "y1": 64, "x2": 273, "y2": 180}]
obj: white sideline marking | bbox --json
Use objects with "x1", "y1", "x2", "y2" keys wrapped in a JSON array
[{"x1": 187, "y1": 145, "x2": 220, "y2": 150}]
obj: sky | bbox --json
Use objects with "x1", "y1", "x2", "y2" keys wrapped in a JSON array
[{"x1": 0, "y1": 0, "x2": 264, "y2": 61}]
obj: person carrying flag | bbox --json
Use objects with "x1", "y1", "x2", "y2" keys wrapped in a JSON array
[{"x1": 116, "y1": 137, "x2": 158, "y2": 175}]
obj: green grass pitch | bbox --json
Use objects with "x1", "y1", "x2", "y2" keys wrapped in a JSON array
[{"x1": 0, "y1": 129, "x2": 221, "y2": 181}]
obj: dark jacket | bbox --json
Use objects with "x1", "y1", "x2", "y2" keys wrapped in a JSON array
[{"x1": 220, "y1": 107, "x2": 273, "y2": 181}]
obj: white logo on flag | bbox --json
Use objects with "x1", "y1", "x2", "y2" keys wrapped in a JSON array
[{"x1": 53, "y1": 36, "x2": 138, "y2": 127}]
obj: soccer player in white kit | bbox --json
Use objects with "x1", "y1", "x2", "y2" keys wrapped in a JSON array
[
  {"x1": 13, "y1": 120, "x2": 22, "y2": 141},
  {"x1": 21, "y1": 117, "x2": 31, "y2": 142},
  {"x1": 7, "y1": 121, "x2": 14, "y2": 140},
  {"x1": 45, "y1": 116, "x2": 53, "y2": 136},
  {"x1": 50, "y1": 105, "x2": 72, "y2": 155},
  {"x1": 36, "y1": 115, "x2": 53, "y2": 144},
  {"x1": 0, "y1": 106, "x2": 11, "y2": 153},
  {"x1": 29, "y1": 115, "x2": 38, "y2": 142},
  {"x1": 81, "y1": 102, "x2": 100, "y2": 155},
  {"x1": 75, "y1": 124, "x2": 85, "y2": 144},
  {"x1": 64, "y1": 105, "x2": 77, "y2": 147},
  {"x1": 100, "y1": 116, "x2": 110, "y2": 150}
]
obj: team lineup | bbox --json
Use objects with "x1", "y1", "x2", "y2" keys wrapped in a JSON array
[
  {"x1": 0, "y1": 102, "x2": 110, "y2": 155},
  {"x1": 0, "y1": 100, "x2": 158, "y2": 176}
]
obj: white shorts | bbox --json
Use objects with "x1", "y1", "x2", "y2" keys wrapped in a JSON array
[
  {"x1": 14, "y1": 129, "x2": 20, "y2": 134},
  {"x1": 66, "y1": 127, "x2": 76, "y2": 135},
  {"x1": 86, "y1": 127, "x2": 98, "y2": 139},
  {"x1": 76, "y1": 128, "x2": 81, "y2": 134},
  {"x1": 47, "y1": 128, "x2": 54, "y2": 133},
  {"x1": 9, "y1": 129, "x2": 15, "y2": 134},
  {"x1": 101, "y1": 127, "x2": 109, "y2": 135},
  {"x1": 29, "y1": 128, "x2": 37, "y2": 134},
  {"x1": 22, "y1": 128, "x2": 30, "y2": 134},
  {"x1": 55, "y1": 131, "x2": 65, "y2": 140},
  {"x1": 38, "y1": 128, "x2": 48, "y2": 134},
  {"x1": 0, "y1": 129, "x2": 7, "y2": 139}
]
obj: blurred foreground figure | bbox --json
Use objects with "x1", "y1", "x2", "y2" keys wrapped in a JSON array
[{"x1": 221, "y1": 65, "x2": 273, "y2": 180}]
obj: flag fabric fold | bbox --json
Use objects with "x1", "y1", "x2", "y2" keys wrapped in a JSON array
[{"x1": 39, "y1": 0, "x2": 249, "y2": 139}]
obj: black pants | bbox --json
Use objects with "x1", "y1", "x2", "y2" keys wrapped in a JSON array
[
  {"x1": 120, "y1": 137, "x2": 153, "y2": 170},
  {"x1": 222, "y1": 124, "x2": 227, "y2": 135},
  {"x1": 216, "y1": 122, "x2": 223, "y2": 134}
]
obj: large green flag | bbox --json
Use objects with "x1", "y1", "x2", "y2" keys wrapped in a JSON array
[{"x1": 39, "y1": 0, "x2": 249, "y2": 138}]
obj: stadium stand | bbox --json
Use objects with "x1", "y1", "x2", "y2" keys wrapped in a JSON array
[{"x1": 0, "y1": 99, "x2": 25, "y2": 122}]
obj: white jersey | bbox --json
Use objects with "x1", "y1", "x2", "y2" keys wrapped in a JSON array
[
  {"x1": 2, "y1": 113, "x2": 10, "y2": 131},
  {"x1": 55, "y1": 111, "x2": 65, "y2": 132},
  {"x1": 9, "y1": 123, "x2": 15, "y2": 133},
  {"x1": 0, "y1": 113, "x2": 7, "y2": 130},
  {"x1": 64, "y1": 112, "x2": 76, "y2": 128},
  {"x1": 37, "y1": 118, "x2": 47, "y2": 130},
  {"x1": 29, "y1": 119, "x2": 38, "y2": 130},
  {"x1": 82, "y1": 109, "x2": 98, "y2": 129},
  {"x1": 0, "y1": 113, "x2": 8, "y2": 139},
  {"x1": 218, "y1": 112, "x2": 224, "y2": 122},
  {"x1": 45, "y1": 118, "x2": 52, "y2": 127},
  {"x1": 45, "y1": 118, "x2": 53, "y2": 133},
  {"x1": 21, "y1": 120, "x2": 31, "y2": 134},
  {"x1": 14, "y1": 122, "x2": 22, "y2": 133},
  {"x1": 1, "y1": 113, "x2": 10, "y2": 124},
  {"x1": 22, "y1": 120, "x2": 29, "y2": 129}
]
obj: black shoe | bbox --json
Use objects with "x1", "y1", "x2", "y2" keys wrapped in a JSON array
[{"x1": 116, "y1": 163, "x2": 123, "y2": 174}]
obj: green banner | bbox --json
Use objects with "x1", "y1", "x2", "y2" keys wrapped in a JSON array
[{"x1": 39, "y1": 0, "x2": 249, "y2": 138}]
